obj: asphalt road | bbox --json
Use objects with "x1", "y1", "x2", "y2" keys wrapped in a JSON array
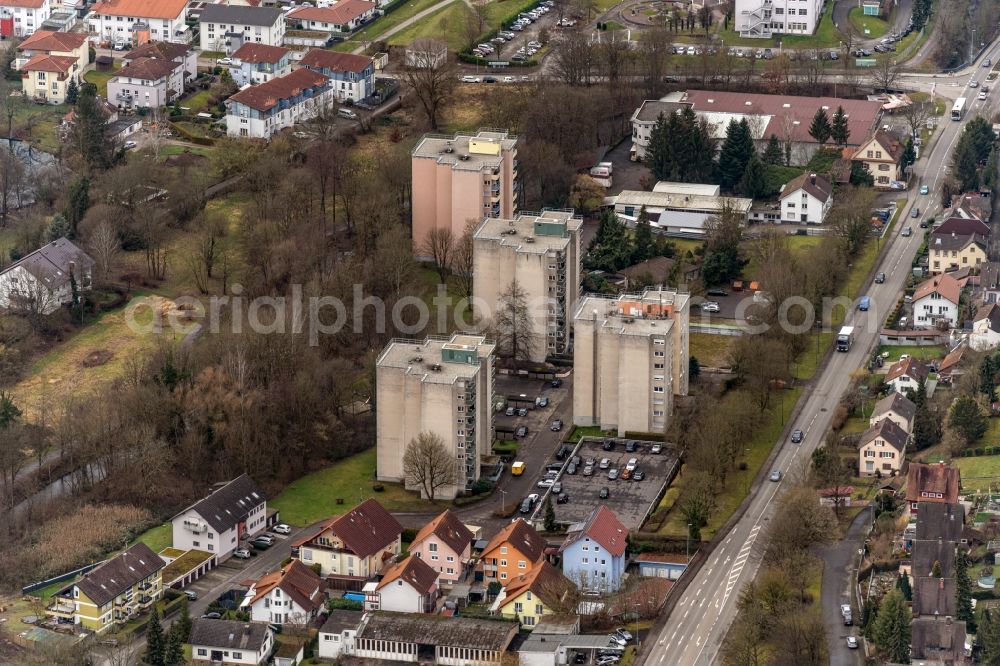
[
  {"x1": 643, "y1": 39, "x2": 1000, "y2": 666},
  {"x1": 819, "y1": 507, "x2": 872, "y2": 665}
]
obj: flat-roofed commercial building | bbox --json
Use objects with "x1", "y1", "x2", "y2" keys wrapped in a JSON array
[
  {"x1": 473, "y1": 209, "x2": 582, "y2": 362},
  {"x1": 411, "y1": 130, "x2": 518, "y2": 258},
  {"x1": 609, "y1": 182, "x2": 752, "y2": 238},
  {"x1": 573, "y1": 289, "x2": 690, "y2": 435},
  {"x1": 376, "y1": 333, "x2": 495, "y2": 499}
]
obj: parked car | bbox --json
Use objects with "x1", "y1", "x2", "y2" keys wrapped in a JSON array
[
  {"x1": 123, "y1": 141, "x2": 137, "y2": 150},
  {"x1": 625, "y1": 440, "x2": 638, "y2": 453},
  {"x1": 583, "y1": 465, "x2": 594, "y2": 476},
  {"x1": 608, "y1": 635, "x2": 627, "y2": 647},
  {"x1": 216, "y1": 57, "x2": 232, "y2": 65},
  {"x1": 537, "y1": 478, "x2": 555, "y2": 488},
  {"x1": 518, "y1": 407, "x2": 528, "y2": 417},
  {"x1": 537, "y1": 396, "x2": 549, "y2": 408},
  {"x1": 516, "y1": 425, "x2": 528, "y2": 438},
  {"x1": 506, "y1": 406, "x2": 516, "y2": 416},
  {"x1": 599, "y1": 458, "x2": 611, "y2": 469},
  {"x1": 791, "y1": 429, "x2": 803, "y2": 443},
  {"x1": 651, "y1": 443, "x2": 662, "y2": 454},
  {"x1": 551, "y1": 420, "x2": 564, "y2": 432},
  {"x1": 602, "y1": 439, "x2": 615, "y2": 450},
  {"x1": 700, "y1": 301, "x2": 720, "y2": 312},
  {"x1": 557, "y1": 493, "x2": 570, "y2": 504},
  {"x1": 233, "y1": 548, "x2": 252, "y2": 559},
  {"x1": 201, "y1": 612, "x2": 222, "y2": 620},
  {"x1": 846, "y1": 636, "x2": 858, "y2": 649},
  {"x1": 461, "y1": 75, "x2": 481, "y2": 83},
  {"x1": 620, "y1": 468, "x2": 632, "y2": 480},
  {"x1": 566, "y1": 463, "x2": 577, "y2": 475},
  {"x1": 615, "y1": 629, "x2": 633, "y2": 641},
  {"x1": 184, "y1": 590, "x2": 198, "y2": 601},
  {"x1": 552, "y1": 482, "x2": 562, "y2": 494},
  {"x1": 633, "y1": 470, "x2": 645, "y2": 481},
  {"x1": 520, "y1": 497, "x2": 534, "y2": 513},
  {"x1": 551, "y1": 378, "x2": 563, "y2": 388},
  {"x1": 273, "y1": 524, "x2": 292, "y2": 534},
  {"x1": 608, "y1": 469, "x2": 619, "y2": 480},
  {"x1": 599, "y1": 487, "x2": 610, "y2": 499}
]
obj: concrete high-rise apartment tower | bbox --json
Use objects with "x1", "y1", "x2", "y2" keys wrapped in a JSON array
[
  {"x1": 472, "y1": 209, "x2": 582, "y2": 363},
  {"x1": 411, "y1": 129, "x2": 518, "y2": 257},
  {"x1": 735, "y1": 0, "x2": 825, "y2": 38},
  {"x1": 376, "y1": 333, "x2": 496, "y2": 499},
  {"x1": 573, "y1": 289, "x2": 690, "y2": 436}
]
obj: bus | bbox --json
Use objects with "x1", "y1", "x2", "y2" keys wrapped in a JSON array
[{"x1": 952, "y1": 97, "x2": 967, "y2": 121}]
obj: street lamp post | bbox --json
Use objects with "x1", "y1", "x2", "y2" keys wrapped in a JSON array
[
  {"x1": 686, "y1": 523, "x2": 692, "y2": 561},
  {"x1": 500, "y1": 489, "x2": 507, "y2": 513}
]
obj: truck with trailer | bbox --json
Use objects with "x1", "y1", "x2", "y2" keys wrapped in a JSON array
[{"x1": 836, "y1": 326, "x2": 855, "y2": 352}]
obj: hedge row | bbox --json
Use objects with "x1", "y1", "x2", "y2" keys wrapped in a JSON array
[
  {"x1": 169, "y1": 121, "x2": 215, "y2": 146},
  {"x1": 623, "y1": 431, "x2": 666, "y2": 442},
  {"x1": 958, "y1": 446, "x2": 1000, "y2": 458}
]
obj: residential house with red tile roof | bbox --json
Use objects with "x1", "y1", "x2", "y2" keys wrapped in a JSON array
[
  {"x1": 778, "y1": 172, "x2": 833, "y2": 224},
  {"x1": 241, "y1": 560, "x2": 325, "y2": 625},
  {"x1": 852, "y1": 129, "x2": 906, "y2": 189},
  {"x1": 0, "y1": 0, "x2": 51, "y2": 38},
  {"x1": 933, "y1": 216, "x2": 991, "y2": 238},
  {"x1": 559, "y1": 506, "x2": 628, "y2": 592},
  {"x1": 87, "y1": 0, "x2": 189, "y2": 45},
  {"x1": 229, "y1": 42, "x2": 290, "y2": 87},
  {"x1": 123, "y1": 40, "x2": 196, "y2": 81},
  {"x1": 15, "y1": 29, "x2": 87, "y2": 70},
  {"x1": 409, "y1": 510, "x2": 474, "y2": 583},
  {"x1": 225, "y1": 67, "x2": 333, "y2": 139},
  {"x1": 884, "y1": 356, "x2": 930, "y2": 395},
  {"x1": 489, "y1": 561, "x2": 573, "y2": 628},
  {"x1": 858, "y1": 418, "x2": 909, "y2": 476},
  {"x1": 478, "y1": 519, "x2": 545, "y2": 584},
  {"x1": 912, "y1": 273, "x2": 962, "y2": 329},
  {"x1": 367, "y1": 555, "x2": 439, "y2": 613},
  {"x1": 299, "y1": 48, "x2": 374, "y2": 102},
  {"x1": 287, "y1": 0, "x2": 376, "y2": 35},
  {"x1": 21, "y1": 53, "x2": 78, "y2": 103},
  {"x1": 292, "y1": 498, "x2": 402, "y2": 581},
  {"x1": 107, "y1": 56, "x2": 183, "y2": 108},
  {"x1": 907, "y1": 462, "x2": 961, "y2": 513}
]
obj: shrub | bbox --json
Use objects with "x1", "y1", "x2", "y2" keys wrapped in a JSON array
[
  {"x1": 401, "y1": 527, "x2": 419, "y2": 543},
  {"x1": 327, "y1": 598, "x2": 364, "y2": 611},
  {"x1": 372, "y1": 484, "x2": 385, "y2": 492}
]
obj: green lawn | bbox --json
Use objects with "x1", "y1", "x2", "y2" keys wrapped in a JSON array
[
  {"x1": 658, "y1": 386, "x2": 802, "y2": 539},
  {"x1": 334, "y1": 0, "x2": 450, "y2": 52},
  {"x1": 876, "y1": 344, "x2": 946, "y2": 363},
  {"x1": 270, "y1": 448, "x2": 444, "y2": 526},
  {"x1": 179, "y1": 89, "x2": 214, "y2": 114},
  {"x1": 955, "y1": 454, "x2": 1000, "y2": 492},
  {"x1": 672, "y1": 238, "x2": 703, "y2": 258},
  {"x1": 848, "y1": 7, "x2": 889, "y2": 39},
  {"x1": 84, "y1": 68, "x2": 118, "y2": 98},
  {"x1": 159, "y1": 144, "x2": 213, "y2": 158},
  {"x1": 715, "y1": 3, "x2": 839, "y2": 49},
  {"x1": 133, "y1": 522, "x2": 173, "y2": 552},
  {"x1": 689, "y1": 332, "x2": 735, "y2": 368},
  {"x1": 388, "y1": 0, "x2": 471, "y2": 51},
  {"x1": 566, "y1": 426, "x2": 609, "y2": 443}
]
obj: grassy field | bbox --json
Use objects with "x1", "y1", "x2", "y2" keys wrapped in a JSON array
[
  {"x1": 689, "y1": 331, "x2": 734, "y2": 368},
  {"x1": 658, "y1": 386, "x2": 802, "y2": 539},
  {"x1": 270, "y1": 448, "x2": 444, "y2": 526},
  {"x1": 159, "y1": 144, "x2": 214, "y2": 158},
  {"x1": 388, "y1": 1, "x2": 471, "y2": 51},
  {"x1": 179, "y1": 89, "x2": 214, "y2": 114},
  {"x1": 848, "y1": 7, "x2": 889, "y2": 39},
  {"x1": 9, "y1": 295, "x2": 181, "y2": 418},
  {"x1": 133, "y1": 522, "x2": 173, "y2": 553},
  {"x1": 876, "y1": 344, "x2": 946, "y2": 362},
  {"x1": 334, "y1": 0, "x2": 450, "y2": 51},
  {"x1": 955, "y1": 454, "x2": 1000, "y2": 491},
  {"x1": 566, "y1": 425, "x2": 608, "y2": 443},
  {"x1": 84, "y1": 67, "x2": 118, "y2": 98},
  {"x1": 672, "y1": 238, "x2": 703, "y2": 258}
]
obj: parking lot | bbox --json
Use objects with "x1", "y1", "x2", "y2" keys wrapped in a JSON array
[{"x1": 544, "y1": 437, "x2": 679, "y2": 529}]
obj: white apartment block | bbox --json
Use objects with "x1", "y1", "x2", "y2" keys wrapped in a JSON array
[
  {"x1": 573, "y1": 289, "x2": 690, "y2": 436},
  {"x1": 0, "y1": 0, "x2": 51, "y2": 38},
  {"x1": 376, "y1": 334, "x2": 495, "y2": 499},
  {"x1": 473, "y1": 209, "x2": 582, "y2": 363},
  {"x1": 735, "y1": 0, "x2": 826, "y2": 38},
  {"x1": 198, "y1": 4, "x2": 285, "y2": 53},
  {"x1": 86, "y1": 0, "x2": 188, "y2": 45}
]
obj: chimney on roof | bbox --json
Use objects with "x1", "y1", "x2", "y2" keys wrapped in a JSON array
[
  {"x1": 69, "y1": 260, "x2": 75, "y2": 273},
  {"x1": 810, "y1": 173, "x2": 816, "y2": 185}
]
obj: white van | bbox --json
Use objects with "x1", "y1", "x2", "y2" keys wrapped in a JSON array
[{"x1": 338, "y1": 108, "x2": 358, "y2": 119}]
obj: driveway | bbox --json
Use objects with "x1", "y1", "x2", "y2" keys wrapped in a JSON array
[
  {"x1": 816, "y1": 506, "x2": 871, "y2": 666},
  {"x1": 832, "y1": 0, "x2": 913, "y2": 47}
]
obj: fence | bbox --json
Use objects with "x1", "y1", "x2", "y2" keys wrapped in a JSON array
[{"x1": 22, "y1": 560, "x2": 107, "y2": 596}]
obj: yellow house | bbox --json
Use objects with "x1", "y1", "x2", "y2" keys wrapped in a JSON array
[
  {"x1": 852, "y1": 130, "x2": 905, "y2": 190},
  {"x1": 21, "y1": 53, "x2": 80, "y2": 104},
  {"x1": 294, "y1": 498, "x2": 402, "y2": 579},
  {"x1": 16, "y1": 30, "x2": 89, "y2": 72},
  {"x1": 490, "y1": 561, "x2": 573, "y2": 628},
  {"x1": 46, "y1": 542, "x2": 165, "y2": 633},
  {"x1": 929, "y1": 233, "x2": 986, "y2": 273}
]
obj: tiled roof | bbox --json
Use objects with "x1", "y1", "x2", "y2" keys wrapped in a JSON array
[
  {"x1": 411, "y1": 510, "x2": 473, "y2": 557},
  {"x1": 913, "y1": 576, "x2": 957, "y2": 617},
  {"x1": 975, "y1": 302, "x2": 1000, "y2": 332},
  {"x1": 907, "y1": 463, "x2": 961, "y2": 504},
  {"x1": 886, "y1": 356, "x2": 930, "y2": 384},
  {"x1": 124, "y1": 41, "x2": 191, "y2": 62},
  {"x1": 681, "y1": 90, "x2": 882, "y2": 146},
  {"x1": 189, "y1": 619, "x2": 271, "y2": 652},
  {"x1": 199, "y1": 3, "x2": 283, "y2": 26},
  {"x1": 76, "y1": 542, "x2": 164, "y2": 607},
  {"x1": 376, "y1": 555, "x2": 438, "y2": 594},
  {"x1": 227, "y1": 68, "x2": 329, "y2": 113},
  {"x1": 248, "y1": 560, "x2": 323, "y2": 612},
  {"x1": 859, "y1": 129, "x2": 905, "y2": 163},
  {"x1": 18, "y1": 30, "x2": 87, "y2": 52},
  {"x1": 0, "y1": 0, "x2": 46, "y2": 8},
  {"x1": 297, "y1": 498, "x2": 402, "y2": 558},
  {"x1": 320, "y1": 609, "x2": 363, "y2": 635},
  {"x1": 928, "y1": 232, "x2": 986, "y2": 254},
  {"x1": 0, "y1": 237, "x2": 94, "y2": 289},
  {"x1": 912, "y1": 617, "x2": 967, "y2": 661},
  {"x1": 915, "y1": 502, "x2": 965, "y2": 541},
  {"x1": 780, "y1": 172, "x2": 832, "y2": 203},
  {"x1": 497, "y1": 561, "x2": 572, "y2": 610},
  {"x1": 22, "y1": 53, "x2": 76, "y2": 74},
  {"x1": 173, "y1": 474, "x2": 265, "y2": 533},
  {"x1": 560, "y1": 506, "x2": 628, "y2": 557},
  {"x1": 871, "y1": 392, "x2": 916, "y2": 426},
  {"x1": 91, "y1": 0, "x2": 187, "y2": 19},
  {"x1": 114, "y1": 56, "x2": 178, "y2": 82},
  {"x1": 288, "y1": 0, "x2": 376, "y2": 25},
  {"x1": 934, "y1": 216, "x2": 990, "y2": 237},
  {"x1": 300, "y1": 48, "x2": 372, "y2": 74},
  {"x1": 913, "y1": 273, "x2": 962, "y2": 305},
  {"x1": 481, "y1": 519, "x2": 545, "y2": 565},
  {"x1": 232, "y1": 42, "x2": 289, "y2": 65},
  {"x1": 912, "y1": 535, "x2": 956, "y2": 579},
  {"x1": 939, "y1": 344, "x2": 965, "y2": 375},
  {"x1": 357, "y1": 612, "x2": 518, "y2": 651},
  {"x1": 858, "y1": 418, "x2": 909, "y2": 452}
]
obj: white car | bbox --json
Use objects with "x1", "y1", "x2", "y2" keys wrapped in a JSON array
[
  {"x1": 123, "y1": 141, "x2": 137, "y2": 150},
  {"x1": 980, "y1": 91, "x2": 988, "y2": 100},
  {"x1": 537, "y1": 478, "x2": 555, "y2": 488},
  {"x1": 233, "y1": 548, "x2": 252, "y2": 559},
  {"x1": 700, "y1": 301, "x2": 720, "y2": 312},
  {"x1": 503, "y1": 76, "x2": 515, "y2": 82},
  {"x1": 461, "y1": 75, "x2": 481, "y2": 83},
  {"x1": 846, "y1": 636, "x2": 858, "y2": 649},
  {"x1": 273, "y1": 523, "x2": 292, "y2": 534},
  {"x1": 216, "y1": 57, "x2": 232, "y2": 65}
]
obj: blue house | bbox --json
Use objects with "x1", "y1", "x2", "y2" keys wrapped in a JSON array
[
  {"x1": 299, "y1": 49, "x2": 374, "y2": 103},
  {"x1": 559, "y1": 506, "x2": 628, "y2": 593}
]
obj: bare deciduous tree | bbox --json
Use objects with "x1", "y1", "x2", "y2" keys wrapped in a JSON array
[
  {"x1": 402, "y1": 431, "x2": 458, "y2": 500},
  {"x1": 422, "y1": 226, "x2": 454, "y2": 284},
  {"x1": 87, "y1": 220, "x2": 120, "y2": 285},
  {"x1": 870, "y1": 58, "x2": 901, "y2": 93},
  {"x1": 399, "y1": 59, "x2": 457, "y2": 131},
  {"x1": 901, "y1": 100, "x2": 932, "y2": 139},
  {"x1": 494, "y1": 278, "x2": 536, "y2": 361},
  {"x1": 452, "y1": 220, "x2": 477, "y2": 306}
]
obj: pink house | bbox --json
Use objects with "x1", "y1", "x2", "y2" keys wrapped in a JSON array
[{"x1": 409, "y1": 509, "x2": 474, "y2": 583}]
